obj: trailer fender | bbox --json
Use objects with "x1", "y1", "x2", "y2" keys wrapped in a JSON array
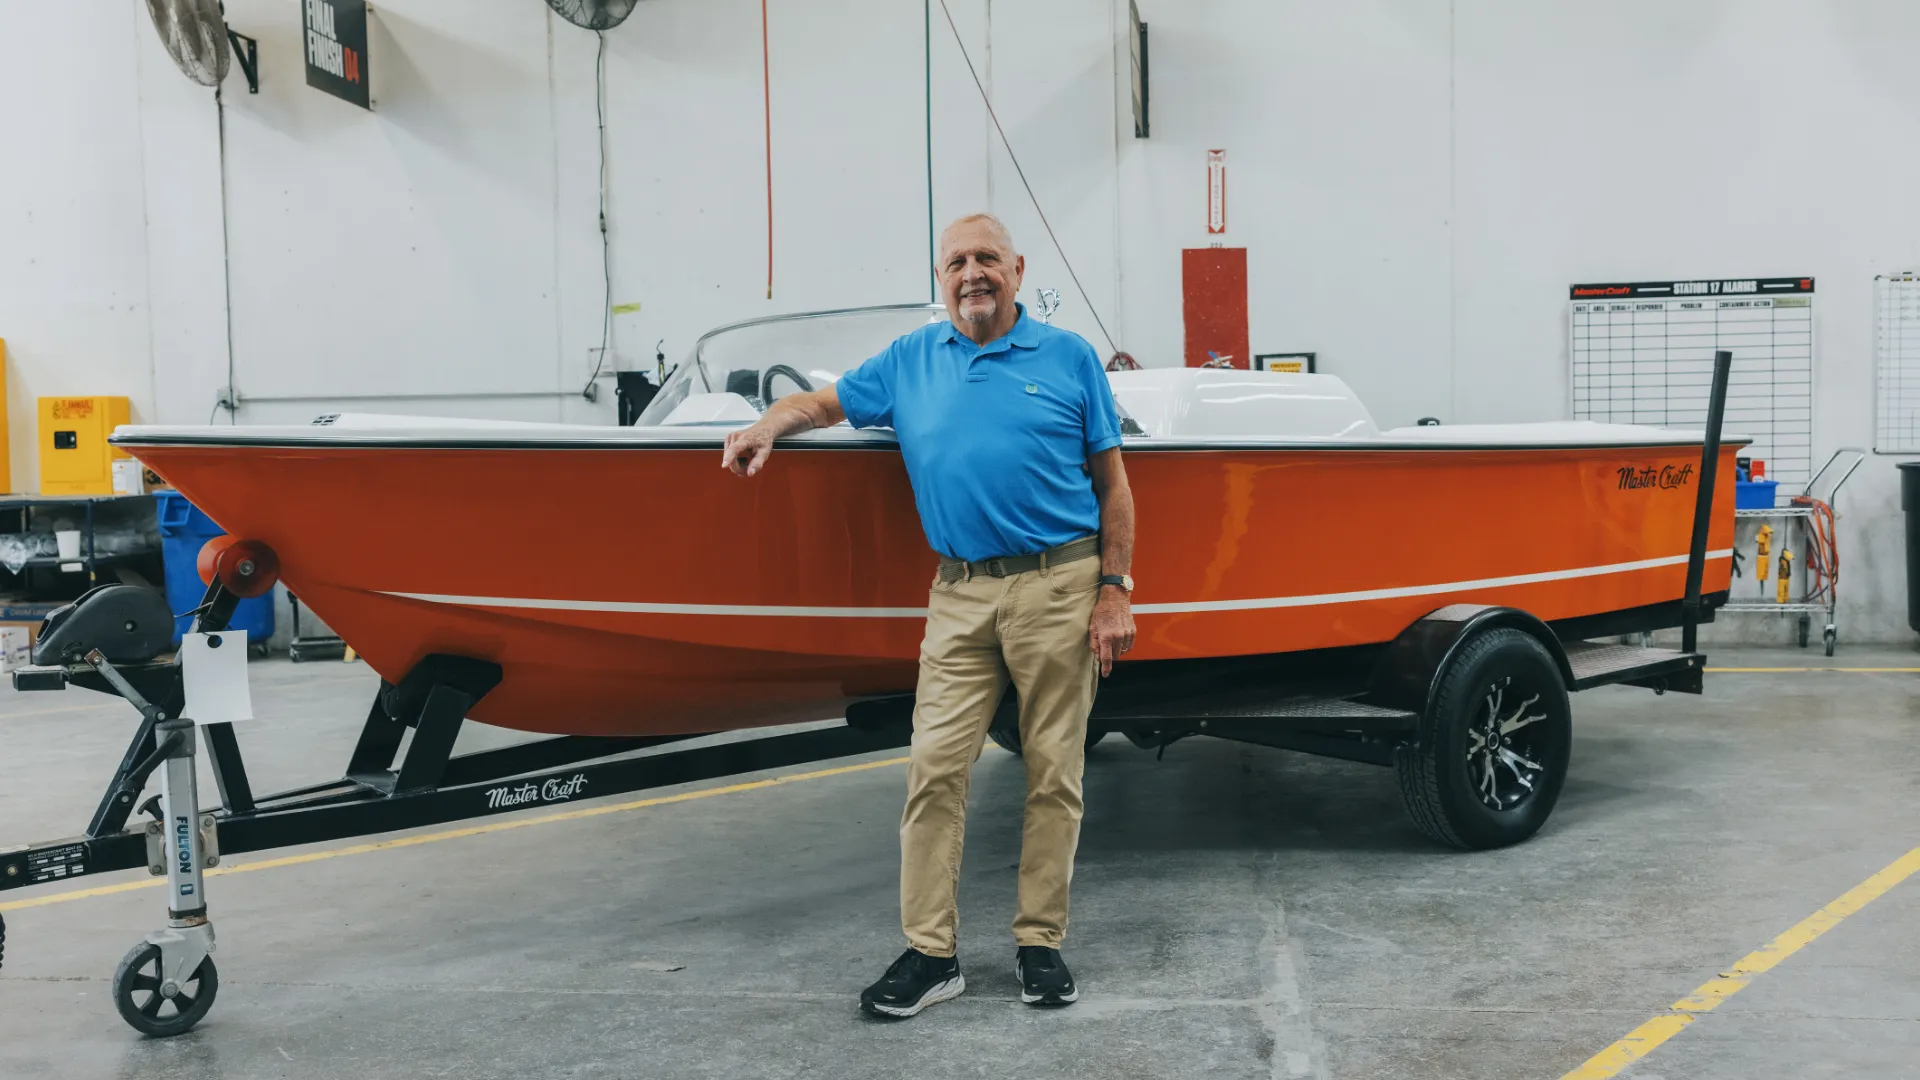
[{"x1": 1368, "y1": 605, "x2": 1573, "y2": 720}]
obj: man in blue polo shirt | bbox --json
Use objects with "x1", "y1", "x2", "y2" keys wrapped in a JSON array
[{"x1": 722, "y1": 213, "x2": 1136, "y2": 1019}]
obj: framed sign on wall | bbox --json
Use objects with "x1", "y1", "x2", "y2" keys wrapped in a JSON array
[
  {"x1": 1255, "y1": 352, "x2": 1316, "y2": 374},
  {"x1": 304, "y1": 0, "x2": 370, "y2": 109}
]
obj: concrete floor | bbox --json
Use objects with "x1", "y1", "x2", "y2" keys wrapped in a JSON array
[{"x1": 1, "y1": 647, "x2": 1917, "y2": 1080}]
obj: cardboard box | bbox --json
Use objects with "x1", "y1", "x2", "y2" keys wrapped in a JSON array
[
  {"x1": 111, "y1": 458, "x2": 146, "y2": 495},
  {"x1": 0, "y1": 623, "x2": 36, "y2": 672},
  {"x1": 0, "y1": 602, "x2": 62, "y2": 624}
]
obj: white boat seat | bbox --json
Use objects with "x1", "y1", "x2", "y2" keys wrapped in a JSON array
[{"x1": 1107, "y1": 369, "x2": 1381, "y2": 441}]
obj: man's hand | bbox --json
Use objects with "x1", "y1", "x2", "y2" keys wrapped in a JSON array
[
  {"x1": 1088, "y1": 588, "x2": 1135, "y2": 677},
  {"x1": 721, "y1": 425, "x2": 776, "y2": 477},
  {"x1": 719, "y1": 386, "x2": 848, "y2": 477}
]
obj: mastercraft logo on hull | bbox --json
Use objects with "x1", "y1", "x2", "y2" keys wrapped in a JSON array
[{"x1": 485, "y1": 774, "x2": 589, "y2": 810}]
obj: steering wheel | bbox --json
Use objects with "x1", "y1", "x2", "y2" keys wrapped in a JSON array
[{"x1": 759, "y1": 364, "x2": 814, "y2": 403}]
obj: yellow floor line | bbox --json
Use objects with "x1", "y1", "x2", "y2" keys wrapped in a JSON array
[
  {"x1": 1561, "y1": 845, "x2": 1920, "y2": 1080},
  {"x1": 0, "y1": 755, "x2": 909, "y2": 913},
  {"x1": 0, "y1": 701, "x2": 126, "y2": 718},
  {"x1": 1704, "y1": 667, "x2": 1920, "y2": 673}
]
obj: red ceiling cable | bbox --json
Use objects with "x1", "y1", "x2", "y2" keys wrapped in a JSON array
[{"x1": 761, "y1": 0, "x2": 773, "y2": 299}]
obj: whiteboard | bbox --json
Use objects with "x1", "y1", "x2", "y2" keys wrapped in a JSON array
[
  {"x1": 1874, "y1": 274, "x2": 1920, "y2": 453},
  {"x1": 1571, "y1": 277, "x2": 1815, "y2": 491}
]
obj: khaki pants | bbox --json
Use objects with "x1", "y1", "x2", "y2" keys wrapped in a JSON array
[{"x1": 900, "y1": 553, "x2": 1102, "y2": 957}]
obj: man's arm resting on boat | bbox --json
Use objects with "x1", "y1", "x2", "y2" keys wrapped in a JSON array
[
  {"x1": 1088, "y1": 446, "x2": 1136, "y2": 676},
  {"x1": 721, "y1": 386, "x2": 847, "y2": 477}
]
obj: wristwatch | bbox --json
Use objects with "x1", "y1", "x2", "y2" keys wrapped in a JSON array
[{"x1": 1097, "y1": 574, "x2": 1134, "y2": 593}]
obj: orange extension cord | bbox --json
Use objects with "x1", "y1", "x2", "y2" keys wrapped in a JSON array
[{"x1": 1792, "y1": 496, "x2": 1840, "y2": 605}]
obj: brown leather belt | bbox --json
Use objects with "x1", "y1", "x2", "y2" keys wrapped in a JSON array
[{"x1": 936, "y1": 535, "x2": 1101, "y2": 584}]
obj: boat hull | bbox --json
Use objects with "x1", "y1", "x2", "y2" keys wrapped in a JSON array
[{"x1": 127, "y1": 441, "x2": 1737, "y2": 736}]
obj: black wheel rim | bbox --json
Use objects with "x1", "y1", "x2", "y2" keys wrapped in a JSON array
[
  {"x1": 1463, "y1": 675, "x2": 1555, "y2": 811},
  {"x1": 125, "y1": 949, "x2": 206, "y2": 1026}
]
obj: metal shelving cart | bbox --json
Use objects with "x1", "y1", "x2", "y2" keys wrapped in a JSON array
[
  {"x1": 0, "y1": 494, "x2": 162, "y2": 591},
  {"x1": 1724, "y1": 448, "x2": 1865, "y2": 655}
]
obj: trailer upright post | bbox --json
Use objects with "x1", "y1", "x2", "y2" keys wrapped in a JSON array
[{"x1": 1682, "y1": 348, "x2": 1733, "y2": 655}]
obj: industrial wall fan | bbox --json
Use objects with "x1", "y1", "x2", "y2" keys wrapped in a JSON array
[
  {"x1": 546, "y1": 0, "x2": 640, "y2": 31},
  {"x1": 145, "y1": 0, "x2": 259, "y2": 92}
]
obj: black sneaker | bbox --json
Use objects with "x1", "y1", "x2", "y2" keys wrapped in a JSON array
[
  {"x1": 860, "y1": 948, "x2": 965, "y2": 1019},
  {"x1": 1015, "y1": 945, "x2": 1078, "y2": 1006}
]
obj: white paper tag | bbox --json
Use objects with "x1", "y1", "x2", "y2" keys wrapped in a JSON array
[{"x1": 181, "y1": 631, "x2": 254, "y2": 726}]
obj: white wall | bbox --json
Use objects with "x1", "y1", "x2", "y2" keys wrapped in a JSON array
[
  {"x1": 0, "y1": 1, "x2": 159, "y2": 485},
  {"x1": 1112, "y1": 0, "x2": 1454, "y2": 426},
  {"x1": 5, "y1": 0, "x2": 1920, "y2": 640},
  {"x1": 136, "y1": 0, "x2": 230, "y2": 430},
  {"x1": 1448, "y1": 0, "x2": 1920, "y2": 644}
]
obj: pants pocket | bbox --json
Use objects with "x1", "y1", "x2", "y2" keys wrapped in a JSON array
[{"x1": 1047, "y1": 558, "x2": 1102, "y2": 596}]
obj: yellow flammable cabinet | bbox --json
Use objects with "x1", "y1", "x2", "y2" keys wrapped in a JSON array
[{"x1": 39, "y1": 396, "x2": 131, "y2": 495}]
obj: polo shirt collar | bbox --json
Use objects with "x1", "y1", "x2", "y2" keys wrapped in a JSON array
[{"x1": 937, "y1": 303, "x2": 1039, "y2": 353}]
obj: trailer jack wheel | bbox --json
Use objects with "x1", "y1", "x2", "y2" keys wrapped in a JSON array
[
  {"x1": 1394, "y1": 628, "x2": 1571, "y2": 850},
  {"x1": 113, "y1": 940, "x2": 218, "y2": 1038}
]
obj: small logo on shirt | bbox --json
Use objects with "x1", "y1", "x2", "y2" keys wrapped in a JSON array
[{"x1": 1024, "y1": 383, "x2": 1039, "y2": 394}]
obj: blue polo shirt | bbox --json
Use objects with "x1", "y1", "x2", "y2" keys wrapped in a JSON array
[{"x1": 836, "y1": 305, "x2": 1123, "y2": 562}]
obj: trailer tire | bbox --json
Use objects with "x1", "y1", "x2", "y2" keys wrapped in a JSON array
[{"x1": 1394, "y1": 628, "x2": 1571, "y2": 850}]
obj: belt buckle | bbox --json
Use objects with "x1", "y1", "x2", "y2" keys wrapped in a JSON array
[{"x1": 987, "y1": 557, "x2": 1008, "y2": 578}]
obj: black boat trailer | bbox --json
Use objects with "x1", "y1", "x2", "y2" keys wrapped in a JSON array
[{"x1": 0, "y1": 356, "x2": 1737, "y2": 1037}]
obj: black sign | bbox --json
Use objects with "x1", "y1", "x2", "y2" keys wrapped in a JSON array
[
  {"x1": 1129, "y1": 0, "x2": 1148, "y2": 138},
  {"x1": 1570, "y1": 277, "x2": 1813, "y2": 300},
  {"x1": 304, "y1": 0, "x2": 369, "y2": 110}
]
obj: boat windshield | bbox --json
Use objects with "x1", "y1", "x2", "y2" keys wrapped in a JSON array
[{"x1": 637, "y1": 304, "x2": 946, "y2": 426}]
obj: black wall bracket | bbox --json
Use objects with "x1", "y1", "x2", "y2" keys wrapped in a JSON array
[{"x1": 229, "y1": 30, "x2": 259, "y2": 94}]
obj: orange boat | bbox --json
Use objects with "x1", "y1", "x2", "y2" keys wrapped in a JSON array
[
  {"x1": 109, "y1": 305, "x2": 1740, "y2": 739},
  {"x1": 4, "y1": 309, "x2": 1742, "y2": 1036}
]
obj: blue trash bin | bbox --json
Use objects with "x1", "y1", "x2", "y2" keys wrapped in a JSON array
[
  {"x1": 1734, "y1": 479, "x2": 1779, "y2": 509},
  {"x1": 154, "y1": 489, "x2": 275, "y2": 648}
]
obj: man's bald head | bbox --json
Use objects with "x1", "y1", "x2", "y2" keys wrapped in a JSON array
[
  {"x1": 937, "y1": 214, "x2": 1025, "y2": 344},
  {"x1": 938, "y1": 213, "x2": 1016, "y2": 262}
]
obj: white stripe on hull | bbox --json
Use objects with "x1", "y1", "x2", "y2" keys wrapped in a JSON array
[
  {"x1": 380, "y1": 549, "x2": 1732, "y2": 619},
  {"x1": 1135, "y1": 549, "x2": 1731, "y2": 615}
]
